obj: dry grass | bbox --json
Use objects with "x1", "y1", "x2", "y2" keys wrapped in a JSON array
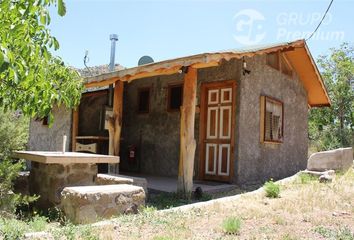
[{"x1": 96, "y1": 169, "x2": 354, "y2": 240}]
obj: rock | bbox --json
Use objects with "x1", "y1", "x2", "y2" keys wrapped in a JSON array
[
  {"x1": 319, "y1": 174, "x2": 333, "y2": 183},
  {"x1": 307, "y1": 147, "x2": 353, "y2": 171},
  {"x1": 302, "y1": 169, "x2": 335, "y2": 177},
  {"x1": 61, "y1": 184, "x2": 145, "y2": 224}
]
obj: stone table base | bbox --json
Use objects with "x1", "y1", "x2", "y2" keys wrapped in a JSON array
[{"x1": 29, "y1": 162, "x2": 97, "y2": 209}]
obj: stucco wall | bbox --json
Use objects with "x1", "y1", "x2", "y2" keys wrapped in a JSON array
[
  {"x1": 27, "y1": 55, "x2": 309, "y2": 185},
  {"x1": 235, "y1": 55, "x2": 308, "y2": 185},
  {"x1": 121, "y1": 59, "x2": 240, "y2": 177},
  {"x1": 28, "y1": 106, "x2": 72, "y2": 152}
]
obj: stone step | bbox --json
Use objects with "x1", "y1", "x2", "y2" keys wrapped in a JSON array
[
  {"x1": 61, "y1": 184, "x2": 145, "y2": 224},
  {"x1": 95, "y1": 173, "x2": 148, "y2": 194}
]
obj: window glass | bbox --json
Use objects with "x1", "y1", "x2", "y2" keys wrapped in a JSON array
[
  {"x1": 168, "y1": 84, "x2": 183, "y2": 111},
  {"x1": 263, "y1": 97, "x2": 283, "y2": 142},
  {"x1": 138, "y1": 88, "x2": 150, "y2": 113}
]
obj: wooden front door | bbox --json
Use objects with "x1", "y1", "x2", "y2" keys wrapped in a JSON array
[{"x1": 199, "y1": 80, "x2": 236, "y2": 182}]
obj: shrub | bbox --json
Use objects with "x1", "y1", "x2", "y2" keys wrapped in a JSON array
[
  {"x1": 222, "y1": 216, "x2": 241, "y2": 235},
  {"x1": 314, "y1": 226, "x2": 354, "y2": 240},
  {"x1": 0, "y1": 159, "x2": 37, "y2": 214},
  {"x1": 0, "y1": 109, "x2": 29, "y2": 158},
  {"x1": 0, "y1": 109, "x2": 34, "y2": 214},
  {"x1": 0, "y1": 217, "x2": 28, "y2": 240},
  {"x1": 264, "y1": 179, "x2": 280, "y2": 198},
  {"x1": 297, "y1": 173, "x2": 318, "y2": 184},
  {"x1": 50, "y1": 223, "x2": 99, "y2": 240}
]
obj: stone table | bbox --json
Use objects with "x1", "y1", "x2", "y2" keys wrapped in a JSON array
[{"x1": 14, "y1": 151, "x2": 119, "y2": 209}]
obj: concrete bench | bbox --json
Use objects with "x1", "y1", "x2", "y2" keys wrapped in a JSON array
[
  {"x1": 95, "y1": 174, "x2": 148, "y2": 194},
  {"x1": 61, "y1": 184, "x2": 145, "y2": 224}
]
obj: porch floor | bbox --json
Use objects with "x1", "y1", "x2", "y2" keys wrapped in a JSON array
[{"x1": 121, "y1": 172, "x2": 238, "y2": 194}]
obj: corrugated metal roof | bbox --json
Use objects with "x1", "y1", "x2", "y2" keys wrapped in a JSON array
[{"x1": 82, "y1": 39, "x2": 330, "y2": 107}]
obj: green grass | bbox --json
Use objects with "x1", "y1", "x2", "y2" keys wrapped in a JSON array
[
  {"x1": 147, "y1": 192, "x2": 212, "y2": 210},
  {"x1": 281, "y1": 233, "x2": 299, "y2": 240},
  {"x1": 263, "y1": 180, "x2": 280, "y2": 198},
  {"x1": 0, "y1": 214, "x2": 99, "y2": 240},
  {"x1": 222, "y1": 216, "x2": 242, "y2": 235},
  {"x1": 297, "y1": 173, "x2": 318, "y2": 184},
  {"x1": 152, "y1": 236, "x2": 175, "y2": 240},
  {"x1": 314, "y1": 226, "x2": 354, "y2": 240}
]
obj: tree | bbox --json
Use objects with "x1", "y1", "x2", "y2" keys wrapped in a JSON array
[
  {"x1": 0, "y1": 0, "x2": 83, "y2": 124},
  {"x1": 309, "y1": 43, "x2": 354, "y2": 151}
]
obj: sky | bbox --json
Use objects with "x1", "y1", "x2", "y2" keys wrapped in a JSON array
[{"x1": 48, "y1": 0, "x2": 354, "y2": 69}]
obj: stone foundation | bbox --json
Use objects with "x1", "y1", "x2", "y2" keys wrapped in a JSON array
[
  {"x1": 29, "y1": 162, "x2": 97, "y2": 209},
  {"x1": 14, "y1": 171, "x2": 30, "y2": 195},
  {"x1": 61, "y1": 184, "x2": 145, "y2": 224}
]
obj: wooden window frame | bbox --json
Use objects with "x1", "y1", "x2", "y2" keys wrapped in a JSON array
[
  {"x1": 260, "y1": 95, "x2": 284, "y2": 144},
  {"x1": 137, "y1": 87, "x2": 151, "y2": 114},
  {"x1": 167, "y1": 82, "x2": 183, "y2": 112}
]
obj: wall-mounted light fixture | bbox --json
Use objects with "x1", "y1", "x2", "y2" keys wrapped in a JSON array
[
  {"x1": 179, "y1": 66, "x2": 189, "y2": 74},
  {"x1": 242, "y1": 57, "x2": 251, "y2": 76}
]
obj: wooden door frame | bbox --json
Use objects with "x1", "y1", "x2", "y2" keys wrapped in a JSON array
[{"x1": 198, "y1": 80, "x2": 237, "y2": 183}]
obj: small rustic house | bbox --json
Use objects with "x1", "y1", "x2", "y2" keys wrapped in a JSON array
[{"x1": 28, "y1": 39, "x2": 330, "y2": 187}]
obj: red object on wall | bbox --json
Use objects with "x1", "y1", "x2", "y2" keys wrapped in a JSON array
[{"x1": 128, "y1": 145, "x2": 136, "y2": 163}]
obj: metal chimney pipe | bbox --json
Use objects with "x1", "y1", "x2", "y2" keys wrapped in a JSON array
[{"x1": 108, "y1": 34, "x2": 118, "y2": 107}]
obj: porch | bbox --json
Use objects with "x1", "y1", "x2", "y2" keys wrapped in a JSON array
[{"x1": 120, "y1": 173, "x2": 238, "y2": 194}]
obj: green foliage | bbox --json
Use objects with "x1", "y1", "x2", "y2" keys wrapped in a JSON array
[
  {"x1": 264, "y1": 179, "x2": 280, "y2": 198},
  {"x1": 282, "y1": 234, "x2": 299, "y2": 240},
  {"x1": 0, "y1": 109, "x2": 29, "y2": 158},
  {"x1": 27, "y1": 215, "x2": 49, "y2": 233},
  {"x1": 297, "y1": 173, "x2": 318, "y2": 184},
  {"x1": 0, "y1": 215, "x2": 48, "y2": 239},
  {"x1": 0, "y1": 158, "x2": 38, "y2": 214},
  {"x1": 309, "y1": 43, "x2": 354, "y2": 151},
  {"x1": 0, "y1": 217, "x2": 28, "y2": 240},
  {"x1": 0, "y1": 109, "x2": 37, "y2": 214},
  {"x1": 221, "y1": 216, "x2": 242, "y2": 235},
  {"x1": 153, "y1": 236, "x2": 175, "y2": 240},
  {"x1": 0, "y1": 0, "x2": 83, "y2": 124},
  {"x1": 50, "y1": 222, "x2": 99, "y2": 240},
  {"x1": 314, "y1": 226, "x2": 354, "y2": 240}
]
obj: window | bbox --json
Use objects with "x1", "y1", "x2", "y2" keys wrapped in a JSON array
[
  {"x1": 167, "y1": 84, "x2": 183, "y2": 111},
  {"x1": 266, "y1": 52, "x2": 279, "y2": 70},
  {"x1": 260, "y1": 96, "x2": 283, "y2": 143},
  {"x1": 137, "y1": 88, "x2": 150, "y2": 113}
]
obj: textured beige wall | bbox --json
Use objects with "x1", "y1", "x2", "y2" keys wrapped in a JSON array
[
  {"x1": 235, "y1": 55, "x2": 308, "y2": 185},
  {"x1": 28, "y1": 105, "x2": 72, "y2": 152}
]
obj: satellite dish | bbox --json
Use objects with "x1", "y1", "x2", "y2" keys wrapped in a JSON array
[{"x1": 138, "y1": 56, "x2": 154, "y2": 66}]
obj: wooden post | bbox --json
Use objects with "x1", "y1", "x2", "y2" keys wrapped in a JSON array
[
  {"x1": 177, "y1": 67, "x2": 197, "y2": 198},
  {"x1": 71, "y1": 109, "x2": 79, "y2": 151},
  {"x1": 108, "y1": 80, "x2": 124, "y2": 173}
]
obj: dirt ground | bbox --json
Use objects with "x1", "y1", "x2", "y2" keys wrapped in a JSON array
[{"x1": 95, "y1": 168, "x2": 354, "y2": 240}]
